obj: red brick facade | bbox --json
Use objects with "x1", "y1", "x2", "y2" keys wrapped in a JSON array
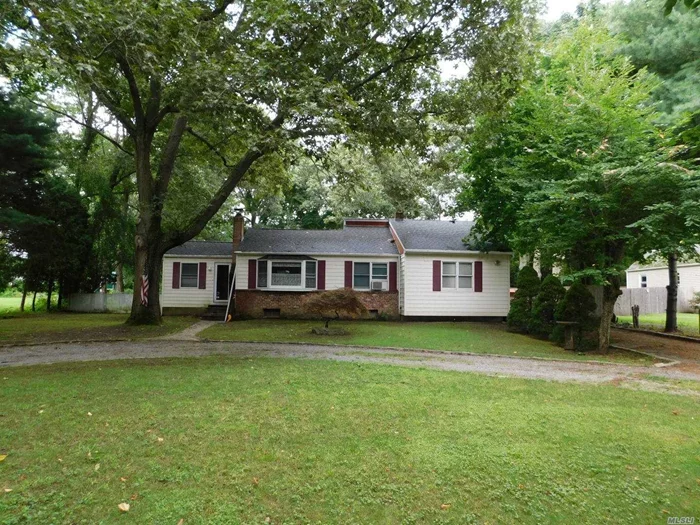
[{"x1": 235, "y1": 289, "x2": 399, "y2": 320}]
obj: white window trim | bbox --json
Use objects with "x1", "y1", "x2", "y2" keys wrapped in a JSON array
[
  {"x1": 353, "y1": 261, "x2": 388, "y2": 291},
  {"x1": 181, "y1": 262, "x2": 199, "y2": 288},
  {"x1": 441, "y1": 261, "x2": 474, "y2": 290},
  {"x1": 257, "y1": 259, "x2": 317, "y2": 291},
  {"x1": 640, "y1": 274, "x2": 647, "y2": 288}
]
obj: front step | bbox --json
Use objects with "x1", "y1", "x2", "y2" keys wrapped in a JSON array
[{"x1": 200, "y1": 304, "x2": 228, "y2": 321}]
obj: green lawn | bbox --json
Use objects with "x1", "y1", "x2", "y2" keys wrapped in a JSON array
[
  {"x1": 201, "y1": 320, "x2": 654, "y2": 364},
  {"x1": 0, "y1": 314, "x2": 197, "y2": 345},
  {"x1": 0, "y1": 297, "x2": 22, "y2": 313},
  {"x1": 617, "y1": 313, "x2": 699, "y2": 336},
  {"x1": 0, "y1": 357, "x2": 697, "y2": 523}
]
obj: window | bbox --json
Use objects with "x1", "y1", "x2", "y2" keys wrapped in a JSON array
[
  {"x1": 641, "y1": 275, "x2": 647, "y2": 288},
  {"x1": 181, "y1": 263, "x2": 198, "y2": 288},
  {"x1": 305, "y1": 261, "x2": 317, "y2": 289},
  {"x1": 354, "y1": 262, "x2": 371, "y2": 289},
  {"x1": 271, "y1": 262, "x2": 302, "y2": 287},
  {"x1": 442, "y1": 261, "x2": 473, "y2": 289},
  {"x1": 458, "y1": 262, "x2": 473, "y2": 288},
  {"x1": 256, "y1": 259, "x2": 318, "y2": 289},
  {"x1": 442, "y1": 262, "x2": 456, "y2": 288},
  {"x1": 257, "y1": 261, "x2": 268, "y2": 288},
  {"x1": 372, "y1": 263, "x2": 388, "y2": 281},
  {"x1": 353, "y1": 262, "x2": 388, "y2": 290}
]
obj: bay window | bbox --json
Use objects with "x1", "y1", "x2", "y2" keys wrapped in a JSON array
[
  {"x1": 255, "y1": 259, "x2": 317, "y2": 290},
  {"x1": 271, "y1": 262, "x2": 302, "y2": 287}
]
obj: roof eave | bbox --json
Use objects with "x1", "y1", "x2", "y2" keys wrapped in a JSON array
[{"x1": 403, "y1": 249, "x2": 513, "y2": 255}]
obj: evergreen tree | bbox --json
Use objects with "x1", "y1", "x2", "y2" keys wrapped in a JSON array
[{"x1": 507, "y1": 265, "x2": 540, "y2": 332}]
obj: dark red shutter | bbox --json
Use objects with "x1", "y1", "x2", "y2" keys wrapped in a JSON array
[
  {"x1": 432, "y1": 260, "x2": 441, "y2": 291},
  {"x1": 474, "y1": 261, "x2": 483, "y2": 292},
  {"x1": 344, "y1": 261, "x2": 353, "y2": 288},
  {"x1": 248, "y1": 259, "x2": 257, "y2": 289},
  {"x1": 389, "y1": 261, "x2": 397, "y2": 292},
  {"x1": 198, "y1": 262, "x2": 207, "y2": 289},
  {"x1": 317, "y1": 260, "x2": 326, "y2": 290},
  {"x1": 172, "y1": 262, "x2": 181, "y2": 289}
]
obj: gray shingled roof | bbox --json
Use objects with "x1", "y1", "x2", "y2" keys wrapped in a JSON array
[
  {"x1": 238, "y1": 226, "x2": 398, "y2": 255},
  {"x1": 389, "y1": 219, "x2": 479, "y2": 252},
  {"x1": 165, "y1": 241, "x2": 231, "y2": 257}
]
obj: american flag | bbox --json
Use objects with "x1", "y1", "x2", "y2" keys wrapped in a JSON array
[{"x1": 140, "y1": 274, "x2": 149, "y2": 306}]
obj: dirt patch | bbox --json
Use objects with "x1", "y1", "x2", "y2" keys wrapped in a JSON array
[{"x1": 611, "y1": 328, "x2": 700, "y2": 365}]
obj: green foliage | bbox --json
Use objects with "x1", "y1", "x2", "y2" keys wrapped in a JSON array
[
  {"x1": 459, "y1": 19, "x2": 699, "y2": 350},
  {"x1": 507, "y1": 265, "x2": 540, "y2": 332},
  {"x1": 529, "y1": 275, "x2": 566, "y2": 338},
  {"x1": 553, "y1": 282, "x2": 597, "y2": 349},
  {"x1": 608, "y1": 0, "x2": 700, "y2": 127}
]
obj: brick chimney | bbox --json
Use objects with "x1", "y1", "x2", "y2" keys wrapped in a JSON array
[
  {"x1": 232, "y1": 212, "x2": 244, "y2": 265},
  {"x1": 394, "y1": 210, "x2": 405, "y2": 221}
]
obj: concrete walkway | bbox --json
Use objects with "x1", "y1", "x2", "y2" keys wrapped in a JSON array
[
  {"x1": 154, "y1": 320, "x2": 217, "y2": 341},
  {"x1": 1, "y1": 339, "x2": 699, "y2": 396}
]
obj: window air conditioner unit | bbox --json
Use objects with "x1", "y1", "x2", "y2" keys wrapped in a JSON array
[{"x1": 371, "y1": 280, "x2": 388, "y2": 291}]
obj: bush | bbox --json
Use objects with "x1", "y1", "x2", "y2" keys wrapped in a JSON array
[
  {"x1": 507, "y1": 265, "x2": 540, "y2": 332},
  {"x1": 553, "y1": 282, "x2": 597, "y2": 350},
  {"x1": 528, "y1": 274, "x2": 565, "y2": 338},
  {"x1": 305, "y1": 288, "x2": 368, "y2": 329}
]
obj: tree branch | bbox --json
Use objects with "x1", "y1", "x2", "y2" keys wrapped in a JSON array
[
  {"x1": 116, "y1": 54, "x2": 145, "y2": 127},
  {"x1": 154, "y1": 116, "x2": 188, "y2": 199},
  {"x1": 165, "y1": 145, "x2": 269, "y2": 249},
  {"x1": 27, "y1": 98, "x2": 133, "y2": 156}
]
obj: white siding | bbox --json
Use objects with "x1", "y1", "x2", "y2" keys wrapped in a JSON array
[
  {"x1": 235, "y1": 254, "x2": 399, "y2": 291},
  {"x1": 402, "y1": 253, "x2": 511, "y2": 317},
  {"x1": 162, "y1": 256, "x2": 231, "y2": 308},
  {"x1": 399, "y1": 254, "x2": 406, "y2": 313},
  {"x1": 627, "y1": 264, "x2": 700, "y2": 291}
]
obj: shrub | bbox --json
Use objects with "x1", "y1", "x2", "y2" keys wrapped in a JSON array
[
  {"x1": 305, "y1": 288, "x2": 368, "y2": 328},
  {"x1": 553, "y1": 282, "x2": 597, "y2": 349},
  {"x1": 528, "y1": 274, "x2": 565, "y2": 338},
  {"x1": 507, "y1": 265, "x2": 540, "y2": 332}
]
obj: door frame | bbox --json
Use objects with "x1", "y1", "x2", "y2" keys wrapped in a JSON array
[{"x1": 214, "y1": 263, "x2": 231, "y2": 303}]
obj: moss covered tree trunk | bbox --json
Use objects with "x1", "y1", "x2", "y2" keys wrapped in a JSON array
[
  {"x1": 664, "y1": 252, "x2": 678, "y2": 333},
  {"x1": 598, "y1": 283, "x2": 622, "y2": 353}
]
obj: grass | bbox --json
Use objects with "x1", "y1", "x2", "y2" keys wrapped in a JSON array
[
  {"x1": 0, "y1": 297, "x2": 23, "y2": 314},
  {"x1": 0, "y1": 357, "x2": 698, "y2": 523},
  {"x1": 201, "y1": 320, "x2": 654, "y2": 364},
  {"x1": 0, "y1": 314, "x2": 197, "y2": 345},
  {"x1": 617, "y1": 313, "x2": 699, "y2": 336}
]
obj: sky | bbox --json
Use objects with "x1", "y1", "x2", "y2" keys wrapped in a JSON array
[{"x1": 544, "y1": 0, "x2": 585, "y2": 21}]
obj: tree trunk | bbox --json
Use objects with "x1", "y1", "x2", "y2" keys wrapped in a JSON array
[
  {"x1": 116, "y1": 262, "x2": 125, "y2": 293},
  {"x1": 664, "y1": 252, "x2": 678, "y2": 333},
  {"x1": 31, "y1": 291, "x2": 37, "y2": 312},
  {"x1": 46, "y1": 278, "x2": 53, "y2": 311},
  {"x1": 57, "y1": 279, "x2": 63, "y2": 310},
  {"x1": 20, "y1": 288, "x2": 27, "y2": 312},
  {"x1": 598, "y1": 283, "x2": 622, "y2": 353},
  {"x1": 127, "y1": 232, "x2": 164, "y2": 325}
]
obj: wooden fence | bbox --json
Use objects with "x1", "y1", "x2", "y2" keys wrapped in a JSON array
[{"x1": 588, "y1": 286, "x2": 697, "y2": 317}]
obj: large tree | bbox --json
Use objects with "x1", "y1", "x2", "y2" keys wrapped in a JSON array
[
  {"x1": 459, "y1": 21, "x2": 697, "y2": 351},
  {"x1": 4, "y1": 0, "x2": 536, "y2": 323}
]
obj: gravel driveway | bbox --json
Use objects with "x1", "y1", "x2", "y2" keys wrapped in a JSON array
[{"x1": 2, "y1": 339, "x2": 699, "y2": 395}]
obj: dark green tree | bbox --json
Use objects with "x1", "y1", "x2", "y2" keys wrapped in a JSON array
[
  {"x1": 529, "y1": 274, "x2": 566, "y2": 338},
  {"x1": 553, "y1": 282, "x2": 597, "y2": 350},
  {"x1": 507, "y1": 265, "x2": 540, "y2": 332}
]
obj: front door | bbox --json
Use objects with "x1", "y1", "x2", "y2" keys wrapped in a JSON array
[{"x1": 215, "y1": 264, "x2": 231, "y2": 302}]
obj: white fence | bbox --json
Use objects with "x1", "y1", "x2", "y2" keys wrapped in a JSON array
[
  {"x1": 66, "y1": 293, "x2": 133, "y2": 313},
  {"x1": 589, "y1": 286, "x2": 697, "y2": 316}
]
